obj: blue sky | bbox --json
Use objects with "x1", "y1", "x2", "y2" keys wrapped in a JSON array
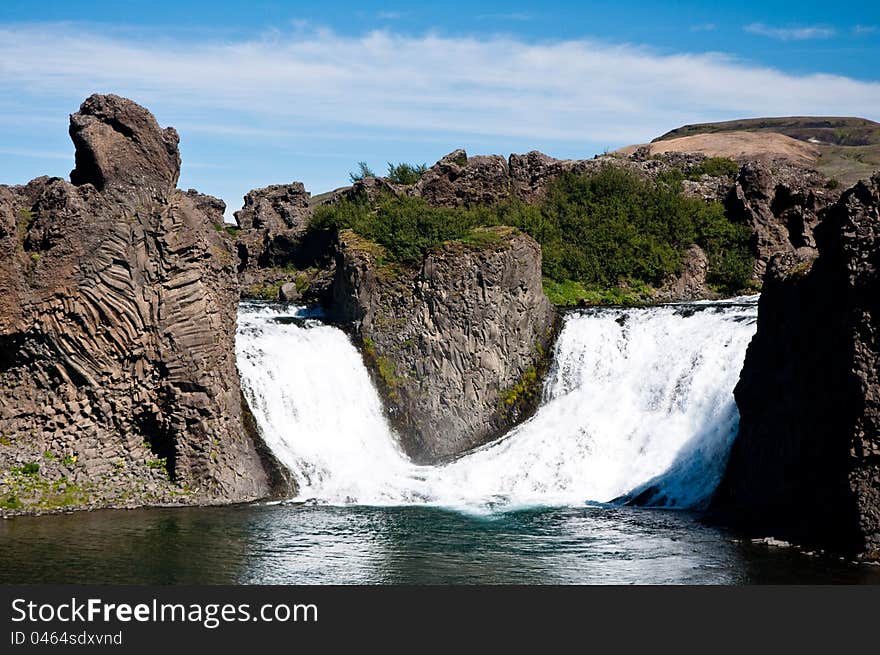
[{"x1": 1, "y1": 1, "x2": 879, "y2": 217}]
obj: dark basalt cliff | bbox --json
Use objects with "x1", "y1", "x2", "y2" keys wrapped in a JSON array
[
  {"x1": 711, "y1": 173, "x2": 880, "y2": 557},
  {"x1": 330, "y1": 227, "x2": 559, "y2": 463},
  {"x1": 0, "y1": 94, "x2": 291, "y2": 513}
]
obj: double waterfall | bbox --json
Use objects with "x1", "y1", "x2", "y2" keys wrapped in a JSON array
[{"x1": 236, "y1": 299, "x2": 757, "y2": 512}]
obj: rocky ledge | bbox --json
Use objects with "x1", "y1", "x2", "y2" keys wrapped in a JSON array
[
  {"x1": 330, "y1": 226, "x2": 559, "y2": 463},
  {"x1": 710, "y1": 172, "x2": 880, "y2": 558},
  {"x1": 0, "y1": 94, "x2": 291, "y2": 514},
  {"x1": 236, "y1": 148, "x2": 839, "y2": 306}
]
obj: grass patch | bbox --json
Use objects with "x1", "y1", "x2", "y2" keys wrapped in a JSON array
[
  {"x1": 687, "y1": 157, "x2": 740, "y2": 180},
  {"x1": 246, "y1": 281, "x2": 284, "y2": 300},
  {"x1": 12, "y1": 462, "x2": 39, "y2": 476},
  {"x1": 213, "y1": 222, "x2": 240, "y2": 238},
  {"x1": 146, "y1": 457, "x2": 169, "y2": 473},
  {"x1": 375, "y1": 356, "x2": 400, "y2": 399},
  {"x1": 455, "y1": 226, "x2": 516, "y2": 249}
]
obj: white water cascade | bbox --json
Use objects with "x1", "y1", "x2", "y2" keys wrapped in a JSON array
[{"x1": 236, "y1": 299, "x2": 758, "y2": 511}]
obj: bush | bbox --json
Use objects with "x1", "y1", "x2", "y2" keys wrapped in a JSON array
[
  {"x1": 386, "y1": 162, "x2": 428, "y2": 185},
  {"x1": 688, "y1": 157, "x2": 740, "y2": 180},
  {"x1": 349, "y1": 161, "x2": 376, "y2": 183},
  {"x1": 309, "y1": 165, "x2": 754, "y2": 299}
]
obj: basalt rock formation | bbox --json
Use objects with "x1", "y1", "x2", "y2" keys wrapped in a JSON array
[
  {"x1": 0, "y1": 94, "x2": 291, "y2": 513},
  {"x1": 723, "y1": 160, "x2": 839, "y2": 279},
  {"x1": 329, "y1": 227, "x2": 559, "y2": 463},
  {"x1": 711, "y1": 173, "x2": 880, "y2": 557}
]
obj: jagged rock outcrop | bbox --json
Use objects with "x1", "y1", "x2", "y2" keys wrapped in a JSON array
[
  {"x1": 710, "y1": 173, "x2": 880, "y2": 557},
  {"x1": 329, "y1": 227, "x2": 559, "y2": 463},
  {"x1": 232, "y1": 182, "x2": 338, "y2": 302},
  {"x1": 0, "y1": 94, "x2": 291, "y2": 513},
  {"x1": 68, "y1": 94, "x2": 181, "y2": 194},
  {"x1": 653, "y1": 244, "x2": 713, "y2": 302},
  {"x1": 724, "y1": 160, "x2": 839, "y2": 278},
  {"x1": 412, "y1": 149, "x2": 512, "y2": 206}
]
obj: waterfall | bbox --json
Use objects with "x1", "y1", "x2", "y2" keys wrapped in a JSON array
[{"x1": 236, "y1": 298, "x2": 757, "y2": 511}]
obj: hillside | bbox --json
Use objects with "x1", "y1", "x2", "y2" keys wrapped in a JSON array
[{"x1": 620, "y1": 116, "x2": 880, "y2": 186}]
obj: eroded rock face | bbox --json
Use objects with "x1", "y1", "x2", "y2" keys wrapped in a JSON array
[
  {"x1": 724, "y1": 160, "x2": 838, "y2": 278},
  {"x1": 412, "y1": 149, "x2": 512, "y2": 207},
  {"x1": 330, "y1": 227, "x2": 559, "y2": 463},
  {"x1": 69, "y1": 94, "x2": 181, "y2": 194},
  {"x1": 711, "y1": 173, "x2": 880, "y2": 557},
  {"x1": 0, "y1": 94, "x2": 291, "y2": 512}
]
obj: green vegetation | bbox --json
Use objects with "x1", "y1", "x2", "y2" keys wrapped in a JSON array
[
  {"x1": 386, "y1": 161, "x2": 428, "y2": 185},
  {"x1": 0, "y1": 437, "x2": 11, "y2": 446},
  {"x1": 146, "y1": 457, "x2": 169, "y2": 477},
  {"x1": 17, "y1": 207, "x2": 34, "y2": 246},
  {"x1": 349, "y1": 161, "x2": 376, "y2": 183},
  {"x1": 309, "y1": 165, "x2": 754, "y2": 303},
  {"x1": 1, "y1": 472, "x2": 91, "y2": 510},
  {"x1": 375, "y1": 356, "x2": 400, "y2": 397},
  {"x1": 688, "y1": 157, "x2": 740, "y2": 180},
  {"x1": 12, "y1": 462, "x2": 39, "y2": 476},
  {"x1": 247, "y1": 281, "x2": 284, "y2": 300},
  {"x1": 213, "y1": 222, "x2": 240, "y2": 237},
  {"x1": 61, "y1": 455, "x2": 77, "y2": 466},
  {"x1": 500, "y1": 367, "x2": 538, "y2": 410}
]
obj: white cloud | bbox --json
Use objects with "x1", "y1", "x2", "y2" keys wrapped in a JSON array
[
  {"x1": 744, "y1": 23, "x2": 836, "y2": 41},
  {"x1": 690, "y1": 23, "x2": 717, "y2": 32},
  {"x1": 853, "y1": 25, "x2": 878, "y2": 35},
  {"x1": 0, "y1": 23, "x2": 877, "y2": 150}
]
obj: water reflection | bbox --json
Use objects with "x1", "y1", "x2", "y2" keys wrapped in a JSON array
[{"x1": 1, "y1": 505, "x2": 878, "y2": 584}]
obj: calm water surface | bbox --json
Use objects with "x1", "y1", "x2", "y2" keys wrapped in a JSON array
[{"x1": 2, "y1": 504, "x2": 878, "y2": 584}]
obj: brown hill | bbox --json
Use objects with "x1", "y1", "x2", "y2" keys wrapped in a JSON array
[{"x1": 618, "y1": 116, "x2": 880, "y2": 186}]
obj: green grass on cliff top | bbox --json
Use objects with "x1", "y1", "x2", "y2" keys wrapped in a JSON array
[{"x1": 308, "y1": 166, "x2": 754, "y2": 304}]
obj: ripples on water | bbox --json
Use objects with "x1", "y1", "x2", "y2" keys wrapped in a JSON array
[{"x1": 2, "y1": 505, "x2": 878, "y2": 584}]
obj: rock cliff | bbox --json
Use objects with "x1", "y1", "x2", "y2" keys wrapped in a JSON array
[
  {"x1": 330, "y1": 227, "x2": 559, "y2": 463},
  {"x1": 0, "y1": 94, "x2": 291, "y2": 513},
  {"x1": 710, "y1": 173, "x2": 880, "y2": 557},
  {"x1": 723, "y1": 160, "x2": 839, "y2": 278}
]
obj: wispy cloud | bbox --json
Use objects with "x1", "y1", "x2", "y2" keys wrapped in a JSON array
[
  {"x1": 853, "y1": 25, "x2": 878, "y2": 35},
  {"x1": 0, "y1": 23, "x2": 877, "y2": 150},
  {"x1": 689, "y1": 23, "x2": 717, "y2": 32},
  {"x1": 377, "y1": 12, "x2": 403, "y2": 20},
  {"x1": 0, "y1": 25, "x2": 880, "y2": 148},
  {"x1": 744, "y1": 23, "x2": 836, "y2": 41}
]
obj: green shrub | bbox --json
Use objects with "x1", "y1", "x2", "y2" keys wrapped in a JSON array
[
  {"x1": 309, "y1": 165, "x2": 754, "y2": 300},
  {"x1": 13, "y1": 462, "x2": 40, "y2": 475},
  {"x1": 688, "y1": 157, "x2": 740, "y2": 180},
  {"x1": 349, "y1": 161, "x2": 376, "y2": 183},
  {"x1": 386, "y1": 162, "x2": 428, "y2": 185}
]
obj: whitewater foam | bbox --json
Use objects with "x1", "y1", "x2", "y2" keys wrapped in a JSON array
[{"x1": 236, "y1": 299, "x2": 757, "y2": 511}]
